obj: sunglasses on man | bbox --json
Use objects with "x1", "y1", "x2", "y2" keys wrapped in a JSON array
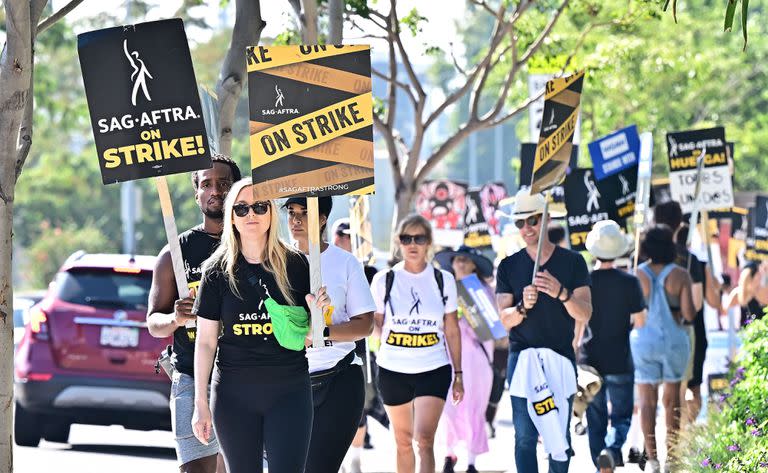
[
  {"x1": 233, "y1": 202, "x2": 270, "y2": 217},
  {"x1": 399, "y1": 233, "x2": 429, "y2": 246},
  {"x1": 514, "y1": 215, "x2": 540, "y2": 229}
]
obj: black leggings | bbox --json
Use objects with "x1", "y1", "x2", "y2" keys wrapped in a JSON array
[
  {"x1": 305, "y1": 364, "x2": 365, "y2": 473},
  {"x1": 211, "y1": 369, "x2": 313, "y2": 473}
]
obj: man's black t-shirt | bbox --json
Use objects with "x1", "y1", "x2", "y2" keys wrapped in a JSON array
[
  {"x1": 173, "y1": 226, "x2": 219, "y2": 377},
  {"x1": 193, "y1": 251, "x2": 311, "y2": 375},
  {"x1": 496, "y1": 246, "x2": 591, "y2": 361},
  {"x1": 580, "y1": 269, "x2": 645, "y2": 374}
]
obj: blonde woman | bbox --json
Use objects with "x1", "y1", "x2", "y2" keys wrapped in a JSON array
[
  {"x1": 191, "y1": 178, "x2": 330, "y2": 473},
  {"x1": 372, "y1": 214, "x2": 464, "y2": 473}
]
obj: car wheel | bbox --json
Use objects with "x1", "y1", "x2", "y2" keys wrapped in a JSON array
[
  {"x1": 43, "y1": 422, "x2": 71, "y2": 444},
  {"x1": 14, "y1": 403, "x2": 42, "y2": 447}
]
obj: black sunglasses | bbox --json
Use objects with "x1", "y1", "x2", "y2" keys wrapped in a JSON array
[
  {"x1": 233, "y1": 202, "x2": 270, "y2": 217},
  {"x1": 399, "y1": 233, "x2": 429, "y2": 246},
  {"x1": 514, "y1": 215, "x2": 540, "y2": 229}
]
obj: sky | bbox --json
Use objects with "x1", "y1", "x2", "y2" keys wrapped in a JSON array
[{"x1": 53, "y1": 0, "x2": 464, "y2": 63}]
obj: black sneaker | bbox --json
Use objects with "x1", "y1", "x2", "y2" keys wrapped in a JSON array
[
  {"x1": 466, "y1": 465, "x2": 478, "y2": 473},
  {"x1": 627, "y1": 447, "x2": 642, "y2": 463},
  {"x1": 598, "y1": 449, "x2": 615, "y2": 472},
  {"x1": 442, "y1": 456, "x2": 456, "y2": 473}
]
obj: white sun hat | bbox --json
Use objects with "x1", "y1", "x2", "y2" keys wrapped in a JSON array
[{"x1": 586, "y1": 220, "x2": 634, "y2": 260}]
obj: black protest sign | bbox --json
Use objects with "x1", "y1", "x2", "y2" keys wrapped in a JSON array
[
  {"x1": 247, "y1": 45, "x2": 373, "y2": 199},
  {"x1": 666, "y1": 127, "x2": 733, "y2": 214},
  {"x1": 747, "y1": 196, "x2": 768, "y2": 262},
  {"x1": 564, "y1": 168, "x2": 611, "y2": 251},
  {"x1": 415, "y1": 180, "x2": 468, "y2": 230},
  {"x1": 530, "y1": 71, "x2": 585, "y2": 195},
  {"x1": 463, "y1": 190, "x2": 492, "y2": 248},
  {"x1": 78, "y1": 19, "x2": 211, "y2": 184},
  {"x1": 520, "y1": 143, "x2": 577, "y2": 203},
  {"x1": 598, "y1": 165, "x2": 638, "y2": 226}
]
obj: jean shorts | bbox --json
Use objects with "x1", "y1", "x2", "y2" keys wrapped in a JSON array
[
  {"x1": 170, "y1": 371, "x2": 220, "y2": 465},
  {"x1": 631, "y1": 337, "x2": 690, "y2": 385}
]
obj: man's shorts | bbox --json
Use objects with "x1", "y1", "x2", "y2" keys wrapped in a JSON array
[
  {"x1": 170, "y1": 372, "x2": 220, "y2": 465},
  {"x1": 377, "y1": 364, "x2": 452, "y2": 406}
]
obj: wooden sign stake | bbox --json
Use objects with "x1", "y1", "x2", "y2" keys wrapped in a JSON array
[
  {"x1": 307, "y1": 197, "x2": 326, "y2": 348},
  {"x1": 531, "y1": 189, "x2": 551, "y2": 283},
  {"x1": 155, "y1": 176, "x2": 193, "y2": 330}
]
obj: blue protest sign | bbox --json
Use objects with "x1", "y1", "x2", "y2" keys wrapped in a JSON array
[
  {"x1": 456, "y1": 274, "x2": 506, "y2": 341},
  {"x1": 588, "y1": 125, "x2": 641, "y2": 181}
]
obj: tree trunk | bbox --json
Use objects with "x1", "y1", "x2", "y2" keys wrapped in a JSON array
[
  {"x1": 215, "y1": 0, "x2": 266, "y2": 157},
  {"x1": 328, "y1": 0, "x2": 343, "y2": 44},
  {"x1": 300, "y1": 0, "x2": 318, "y2": 44},
  {"x1": 0, "y1": 0, "x2": 38, "y2": 467}
]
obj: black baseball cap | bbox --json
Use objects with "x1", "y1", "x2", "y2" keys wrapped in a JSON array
[{"x1": 283, "y1": 196, "x2": 333, "y2": 217}]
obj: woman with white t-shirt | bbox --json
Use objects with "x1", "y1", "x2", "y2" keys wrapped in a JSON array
[
  {"x1": 372, "y1": 214, "x2": 464, "y2": 473},
  {"x1": 284, "y1": 196, "x2": 376, "y2": 473}
]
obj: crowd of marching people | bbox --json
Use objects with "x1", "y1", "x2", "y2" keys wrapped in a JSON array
[{"x1": 147, "y1": 153, "x2": 764, "y2": 473}]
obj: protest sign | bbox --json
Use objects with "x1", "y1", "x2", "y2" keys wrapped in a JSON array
[
  {"x1": 666, "y1": 127, "x2": 733, "y2": 214},
  {"x1": 463, "y1": 190, "x2": 492, "y2": 248},
  {"x1": 530, "y1": 70, "x2": 585, "y2": 195},
  {"x1": 599, "y1": 165, "x2": 638, "y2": 226},
  {"x1": 247, "y1": 44, "x2": 373, "y2": 200},
  {"x1": 564, "y1": 168, "x2": 611, "y2": 251},
  {"x1": 456, "y1": 274, "x2": 506, "y2": 341},
  {"x1": 479, "y1": 182, "x2": 507, "y2": 235},
  {"x1": 349, "y1": 195, "x2": 374, "y2": 265},
  {"x1": 588, "y1": 125, "x2": 640, "y2": 181},
  {"x1": 78, "y1": 19, "x2": 212, "y2": 184},
  {"x1": 415, "y1": 180, "x2": 468, "y2": 230},
  {"x1": 746, "y1": 197, "x2": 768, "y2": 262},
  {"x1": 519, "y1": 143, "x2": 577, "y2": 204}
]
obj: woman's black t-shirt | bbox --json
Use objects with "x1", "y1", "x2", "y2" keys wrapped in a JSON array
[{"x1": 193, "y1": 251, "x2": 311, "y2": 374}]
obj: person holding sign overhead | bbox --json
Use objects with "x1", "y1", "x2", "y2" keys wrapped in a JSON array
[
  {"x1": 283, "y1": 196, "x2": 375, "y2": 473},
  {"x1": 371, "y1": 214, "x2": 464, "y2": 473},
  {"x1": 147, "y1": 153, "x2": 240, "y2": 473},
  {"x1": 190, "y1": 178, "x2": 331, "y2": 473},
  {"x1": 435, "y1": 246, "x2": 495, "y2": 473},
  {"x1": 495, "y1": 187, "x2": 592, "y2": 473}
]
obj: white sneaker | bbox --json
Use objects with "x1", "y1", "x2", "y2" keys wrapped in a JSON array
[{"x1": 644, "y1": 459, "x2": 661, "y2": 473}]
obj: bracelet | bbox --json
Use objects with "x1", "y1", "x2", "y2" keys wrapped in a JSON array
[
  {"x1": 561, "y1": 288, "x2": 572, "y2": 303},
  {"x1": 515, "y1": 300, "x2": 528, "y2": 317},
  {"x1": 454, "y1": 371, "x2": 463, "y2": 375},
  {"x1": 556, "y1": 284, "x2": 564, "y2": 299},
  {"x1": 323, "y1": 326, "x2": 330, "y2": 339}
]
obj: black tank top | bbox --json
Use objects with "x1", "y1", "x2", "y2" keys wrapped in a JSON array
[{"x1": 172, "y1": 225, "x2": 219, "y2": 377}]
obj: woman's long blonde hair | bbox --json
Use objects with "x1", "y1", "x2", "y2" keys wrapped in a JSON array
[{"x1": 202, "y1": 177, "x2": 298, "y2": 305}]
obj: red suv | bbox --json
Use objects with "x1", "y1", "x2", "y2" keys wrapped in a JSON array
[{"x1": 14, "y1": 252, "x2": 172, "y2": 447}]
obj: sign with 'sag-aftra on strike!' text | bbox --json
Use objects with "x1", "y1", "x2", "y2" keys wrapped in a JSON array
[
  {"x1": 78, "y1": 19, "x2": 212, "y2": 184},
  {"x1": 247, "y1": 45, "x2": 374, "y2": 199}
]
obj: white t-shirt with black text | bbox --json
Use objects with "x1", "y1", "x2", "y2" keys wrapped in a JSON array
[
  {"x1": 306, "y1": 244, "x2": 377, "y2": 373},
  {"x1": 371, "y1": 262, "x2": 458, "y2": 374}
]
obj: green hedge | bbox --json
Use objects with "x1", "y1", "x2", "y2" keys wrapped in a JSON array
[{"x1": 679, "y1": 317, "x2": 768, "y2": 471}]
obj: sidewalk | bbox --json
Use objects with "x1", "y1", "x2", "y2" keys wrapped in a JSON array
[{"x1": 348, "y1": 330, "x2": 731, "y2": 472}]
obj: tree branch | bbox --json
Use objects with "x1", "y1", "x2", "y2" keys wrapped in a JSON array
[
  {"x1": 385, "y1": 15, "x2": 398, "y2": 129},
  {"x1": 372, "y1": 67, "x2": 416, "y2": 107},
  {"x1": 328, "y1": 0, "x2": 343, "y2": 43},
  {"x1": 517, "y1": 0, "x2": 570, "y2": 66},
  {"x1": 389, "y1": 0, "x2": 426, "y2": 100},
  {"x1": 37, "y1": 0, "x2": 86, "y2": 35},
  {"x1": 216, "y1": 0, "x2": 266, "y2": 156},
  {"x1": 373, "y1": 113, "x2": 403, "y2": 191},
  {"x1": 415, "y1": 122, "x2": 479, "y2": 184}
]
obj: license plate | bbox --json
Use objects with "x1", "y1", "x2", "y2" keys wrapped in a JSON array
[{"x1": 99, "y1": 326, "x2": 139, "y2": 348}]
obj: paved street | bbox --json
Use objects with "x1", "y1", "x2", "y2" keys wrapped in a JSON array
[{"x1": 13, "y1": 332, "x2": 733, "y2": 472}]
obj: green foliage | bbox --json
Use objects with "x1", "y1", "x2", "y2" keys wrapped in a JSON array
[
  {"x1": 23, "y1": 224, "x2": 114, "y2": 289},
  {"x1": 678, "y1": 317, "x2": 768, "y2": 472},
  {"x1": 401, "y1": 8, "x2": 428, "y2": 37}
]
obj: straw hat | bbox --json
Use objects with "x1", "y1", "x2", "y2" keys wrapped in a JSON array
[
  {"x1": 586, "y1": 220, "x2": 633, "y2": 260},
  {"x1": 508, "y1": 187, "x2": 566, "y2": 220}
]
